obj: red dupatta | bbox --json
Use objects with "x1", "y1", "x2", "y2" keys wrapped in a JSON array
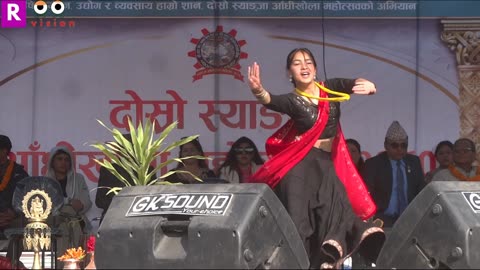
[{"x1": 249, "y1": 82, "x2": 376, "y2": 220}]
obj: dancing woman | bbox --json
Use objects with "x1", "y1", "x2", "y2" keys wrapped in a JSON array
[{"x1": 247, "y1": 48, "x2": 385, "y2": 269}]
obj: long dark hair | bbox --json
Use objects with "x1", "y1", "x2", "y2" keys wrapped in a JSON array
[
  {"x1": 346, "y1": 138, "x2": 365, "y2": 170},
  {"x1": 175, "y1": 138, "x2": 209, "y2": 169},
  {"x1": 218, "y1": 137, "x2": 264, "y2": 180},
  {"x1": 286, "y1": 48, "x2": 318, "y2": 87}
]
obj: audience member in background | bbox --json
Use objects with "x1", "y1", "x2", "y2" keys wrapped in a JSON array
[
  {"x1": 217, "y1": 136, "x2": 265, "y2": 183},
  {"x1": 45, "y1": 145, "x2": 92, "y2": 264},
  {"x1": 425, "y1": 140, "x2": 453, "y2": 183},
  {"x1": 164, "y1": 138, "x2": 215, "y2": 184},
  {"x1": 96, "y1": 165, "x2": 131, "y2": 224},
  {"x1": 95, "y1": 134, "x2": 156, "y2": 224},
  {"x1": 346, "y1": 138, "x2": 365, "y2": 172},
  {"x1": 432, "y1": 138, "x2": 479, "y2": 182},
  {"x1": 0, "y1": 135, "x2": 28, "y2": 267},
  {"x1": 362, "y1": 121, "x2": 425, "y2": 228}
]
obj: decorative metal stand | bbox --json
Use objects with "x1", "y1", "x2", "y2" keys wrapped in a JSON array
[{"x1": 22, "y1": 189, "x2": 53, "y2": 270}]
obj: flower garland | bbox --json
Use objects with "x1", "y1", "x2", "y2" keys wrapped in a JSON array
[
  {"x1": 448, "y1": 165, "x2": 480, "y2": 181},
  {"x1": 0, "y1": 160, "x2": 14, "y2": 192}
]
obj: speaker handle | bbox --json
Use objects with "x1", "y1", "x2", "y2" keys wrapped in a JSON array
[{"x1": 160, "y1": 220, "x2": 190, "y2": 234}]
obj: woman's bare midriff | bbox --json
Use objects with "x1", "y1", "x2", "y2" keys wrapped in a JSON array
[{"x1": 314, "y1": 138, "x2": 333, "y2": 152}]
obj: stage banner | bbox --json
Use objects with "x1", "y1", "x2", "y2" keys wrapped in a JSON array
[{"x1": 0, "y1": 4, "x2": 468, "y2": 230}]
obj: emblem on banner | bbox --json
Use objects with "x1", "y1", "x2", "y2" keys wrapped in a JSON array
[{"x1": 188, "y1": 26, "x2": 248, "y2": 82}]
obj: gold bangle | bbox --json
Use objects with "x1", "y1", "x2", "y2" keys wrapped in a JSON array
[{"x1": 254, "y1": 88, "x2": 268, "y2": 99}]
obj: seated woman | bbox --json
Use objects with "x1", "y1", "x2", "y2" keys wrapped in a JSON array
[
  {"x1": 425, "y1": 140, "x2": 453, "y2": 183},
  {"x1": 45, "y1": 146, "x2": 92, "y2": 265},
  {"x1": 165, "y1": 138, "x2": 215, "y2": 184},
  {"x1": 346, "y1": 138, "x2": 365, "y2": 172},
  {"x1": 217, "y1": 137, "x2": 265, "y2": 183}
]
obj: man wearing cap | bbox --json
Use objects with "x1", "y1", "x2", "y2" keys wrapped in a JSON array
[
  {"x1": 362, "y1": 121, "x2": 425, "y2": 227},
  {"x1": 0, "y1": 134, "x2": 28, "y2": 264}
]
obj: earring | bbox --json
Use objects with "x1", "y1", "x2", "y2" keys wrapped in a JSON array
[
  {"x1": 314, "y1": 75, "x2": 317, "y2": 81},
  {"x1": 289, "y1": 76, "x2": 293, "y2": 82}
]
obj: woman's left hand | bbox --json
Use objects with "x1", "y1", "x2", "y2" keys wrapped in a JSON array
[{"x1": 352, "y1": 78, "x2": 376, "y2": 95}]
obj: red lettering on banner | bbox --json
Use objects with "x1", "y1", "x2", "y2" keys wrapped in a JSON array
[
  {"x1": 109, "y1": 90, "x2": 144, "y2": 130},
  {"x1": 11, "y1": 143, "x2": 174, "y2": 184},
  {"x1": 10, "y1": 141, "x2": 436, "y2": 184},
  {"x1": 144, "y1": 90, "x2": 186, "y2": 132},
  {"x1": 14, "y1": 141, "x2": 48, "y2": 177},
  {"x1": 109, "y1": 90, "x2": 186, "y2": 133},
  {"x1": 259, "y1": 107, "x2": 284, "y2": 129},
  {"x1": 198, "y1": 100, "x2": 284, "y2": 132},
  {"x1": 75, "y1": 151, "x2": 107, "y2": 183}
]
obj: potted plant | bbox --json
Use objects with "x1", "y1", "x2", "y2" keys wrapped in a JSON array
[
  {"x1": 91, "y1": 118, "x2": 207, "y2": 192},
  {"x1": 84, "y1": 118, "x2": 207, "y2": 269}
]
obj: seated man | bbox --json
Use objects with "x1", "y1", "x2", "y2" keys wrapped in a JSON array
[
  {"x1": 0, "y1": 135, "x2": 29, "y2": 266},
  {"x1": 362, "y1": 121, "x2": 426, "y2": 228}
]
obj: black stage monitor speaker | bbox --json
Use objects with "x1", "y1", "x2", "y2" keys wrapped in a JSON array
[
  {"x1": 95, "y1": 183, "x2": 309, "y2": 269},
  {"x1": 376, "y1": 181, "x2": 480, "y2": 269}
]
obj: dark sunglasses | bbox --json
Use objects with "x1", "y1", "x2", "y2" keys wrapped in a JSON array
[
  {"x1": 390, "y1": 142, "x2": 408, "y2": 149},
  {"x1": 234, "y1": 147, "x2": 254, "y2": 154}
]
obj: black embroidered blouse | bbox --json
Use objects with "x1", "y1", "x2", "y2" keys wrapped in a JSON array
[{"x1": 264, "y1": 78, "x2": 355, "y2": 138}]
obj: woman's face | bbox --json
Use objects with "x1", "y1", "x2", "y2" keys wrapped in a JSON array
[
  {"x1": 436, "y1": 145, "x2": 453, "y2": 168},
  {"x1": 52, "y1": 152, "x2": 71, "y2": 175},
  {"x1": 347, "y1": 143, "x2": 361, "y2": 166},
  {"x1": 181, "y1": 142, "x2": 201, "y2": 165},
  {"x1": 234, "y1": 142, "x2": 255, "y2": 166},
  {"x1": 289, "y1": 51, "x2": 317, "y2": 87}
]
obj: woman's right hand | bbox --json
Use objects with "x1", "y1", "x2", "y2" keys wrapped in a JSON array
[{"x1": 247, "y1": 62, "x2": 263, "y2": 94}]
